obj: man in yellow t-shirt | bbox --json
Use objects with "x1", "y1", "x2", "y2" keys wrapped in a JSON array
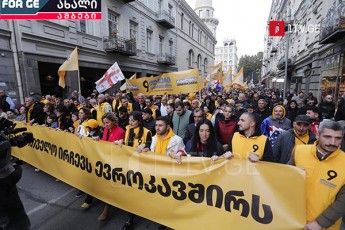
[{"x1": 289, "y1": 120, "x2": 345, "y2": 230}]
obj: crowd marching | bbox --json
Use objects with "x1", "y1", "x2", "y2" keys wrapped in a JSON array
[{"x1": 1, "y1": 86, "x2": 345, "y2": 230}]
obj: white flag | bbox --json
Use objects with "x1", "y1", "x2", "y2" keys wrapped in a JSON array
[{"x1": 95, "y1": 62, "x2": 125, "y2": 93}]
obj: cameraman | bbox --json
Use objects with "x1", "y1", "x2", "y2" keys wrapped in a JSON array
[
  {"x1": 0, "y1": 118, "x2": 33, "y2": 230},
  {"x1": 0, "y1": 139, "x2": 30, "y2": 230}
]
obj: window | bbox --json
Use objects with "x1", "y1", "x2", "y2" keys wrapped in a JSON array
[
  {"x1": 168, "y1": 4, "x2": 173, "y2": 15},
  {"x1": 144, "y1": 0, "x2": 150, "y2": 7},
  {"x1": 130, "y1": 21, "x2": 137, "y2": 41},
  {"x1": 197, "y1": 54, "x2": 202, "y2": 69},
  {"x1": 169, "y1": 39, "x2": 173, "y2": 55},
  {"x1": 80, "y1": 20, "x2": 94, "y2": 35},
  {"x1": 180, "y1": 13, "x2": 184, "y2": 30},
  {"x1": 192, "y1": 24, "x2": 194, "y2": 38},
  {"x1": 147, "y1": 29, "x2": 153, "y2": 53},
  {"x1": 199, "y1": 10, "x2": 202, "y2": 17},
  {"x1": 204, "y1": 58, "x2": 208, "y2": 73},
  {"x1": 108, "y1": 10, "x2": 118, "y2": 35},
  {"x1": 206, "y1": 10, "x2": 210, "y2": 17},
  {"x1": 158, "y1": 0, "x2": 162, "y2": 12},
  {"x1": 189, "y1": 21, "x2": 192, "y2": 36},
  {"x1": 159, "y1": 36, "x2": 164, "y2": 56},
  {"x1": 188, "y1": 50, "x2": 194, "y2": 67}
]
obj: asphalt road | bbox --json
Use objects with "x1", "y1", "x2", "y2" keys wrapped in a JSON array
[{"x1": 18, "y1": 163, "x2": 163, "y2": 230}]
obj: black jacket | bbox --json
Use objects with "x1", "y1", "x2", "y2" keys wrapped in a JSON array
[{"x1": 26, "y1": 102, "x2": 45, "y2": 124}]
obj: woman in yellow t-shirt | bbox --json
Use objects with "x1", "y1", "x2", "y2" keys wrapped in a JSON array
[{"x1": 114, "y1": 111, "x2": 152, "y2": 229}]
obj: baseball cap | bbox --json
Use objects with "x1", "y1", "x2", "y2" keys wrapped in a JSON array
[
  {"x1": 142, "y1": 108, "x2": 153, "y2": 115},
  {"x1": 82, "y1": 119, "x2": 99, "y2": 129},
  {"x1": 294, "y1": 115, "x2": 312, "y2": 124}
]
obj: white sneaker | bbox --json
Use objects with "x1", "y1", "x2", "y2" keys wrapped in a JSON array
[{"x1": 34, "y1": 168, "x2": 40, "y2": 172}]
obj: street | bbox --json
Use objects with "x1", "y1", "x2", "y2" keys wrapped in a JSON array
[{"x1": 18, "y1": 163, "x2": 162, "y2": 230}]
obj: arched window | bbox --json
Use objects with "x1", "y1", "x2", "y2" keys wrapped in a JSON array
[
  {"x1": 204, "y1": 58, "x2": 208, "y2": 73},
  {"x1": 197, "y1": 54, "x2": 202, "y2": 69},
  {"x1": 188, "y1": 50, "x2": 194, "y2": 67}
]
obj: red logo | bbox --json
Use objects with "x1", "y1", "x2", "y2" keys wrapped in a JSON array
[{"x1": 269, "y1": 21, "x2": 285, "y2": 36}]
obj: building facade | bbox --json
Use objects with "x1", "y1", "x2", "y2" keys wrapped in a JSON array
[
  {"x1": 215, "y1": 39, "x2": 238, "y2": 74},
  {"x1": 262, "y1": 0, "x2": 345, "y2": 103},
  {"x1": 0, "y1": 0, "x2": 216, "y2": 104}
]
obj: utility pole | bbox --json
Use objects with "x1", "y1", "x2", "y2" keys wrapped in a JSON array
[{"x1": 283, "y1": 6, "x2": 291, "y2": 99}]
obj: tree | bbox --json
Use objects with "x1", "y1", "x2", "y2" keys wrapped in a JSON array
[{"x1": 238, "y1": 52, "x2": 263, "y2": 83}]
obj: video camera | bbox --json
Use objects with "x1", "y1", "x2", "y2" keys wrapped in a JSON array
[{"x1": 0, "y1": 117, "x2": 34, "y2": 148}]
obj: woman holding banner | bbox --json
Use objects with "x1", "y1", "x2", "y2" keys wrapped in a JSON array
[
  {"x1": 185, "y1": 119, "x2": 224, "y2": 158},
  {"x1": 98, "y1": 112, "x2": 125, "y2": 221},
  {"x1": 75, "y1": 108, "x2": 92, "y2": 137},
  {"x1": 113, "y1": 111, "x2": 152, "y2": 229}
]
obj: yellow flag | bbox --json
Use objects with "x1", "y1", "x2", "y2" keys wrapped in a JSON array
[
  {"x1": 58, "y1": 47, "x2": 79, "y2": 88},
  {"x1": 222, "y1": 67, "x2": 232, "y2": 86},
  {"x1": 207, "y1": 62, "x2": 222, "y2": 81},
  {"x1": 120, "y1": 73, "x2": 137, "y2": 91},
  {"x1": 231, "y1": 67, "x2": 244, "y2": 85}
]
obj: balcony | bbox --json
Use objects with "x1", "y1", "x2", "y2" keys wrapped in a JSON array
[
  {"x1": 277, "y1": 58, "x2": 293, "y2": 70},
  {"x1": 156, "y1": 10, "x2": 175, "y2": 29},
  {"x1": 319, "y1": 2, "x2": 345, "y2": 44},
  {"x1": 157, "y1": 53, "x2": 176, "y2": 65},
  {"x1": 270, "y1": 47, "x2": 277, "y2": 53},
  {"x1": 123, "y1": 0, "x2": 135, "y2": 2},
  {"x1": 103, "y1": 35, "x2": 137, "y2": 56}
]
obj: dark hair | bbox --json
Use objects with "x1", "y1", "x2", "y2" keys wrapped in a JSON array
[
  {"x1": 167, "y1": 103, "x2": 174, "y2": 109},
  {"x1": 241, "y1": 112, "x2": 257, "y2": 124},
  {"x1": 193, "y1": 108, "x2": 205, "y2": 117},
  {"x1": 190, "y1": 119, "x2": 218, "y2": 157},
  {"x1": 289, "y1": 100, "x2": 297, "y2": 106},
  {"x1": 218, "y1": 99, "x2": 227, "y2": 107},
  {"x1": 174, "y1": 101, "x2": 184, "y2": 109},
  {"x1": 306, "y1": 106, "x2": 323, "y2": 121},
  {"x1": 156, "y1": 116, "x2": 170, "y2": 126},
  {"x1": 128, "y1": 111, "x2": 144, "y2": 147},
  {"x1": 147, "y1": 96, "x2": 153, "y2": 102},
  {"x1": 44, "y1": 103, "x2": 55, "y2": 113},
  {"x1": 47, "y1": 113, "x2": 57, "y2": 122},
  {"x1": 79, "y1": 108, "x2": 92, "y2": 120},
  {"x1": 183, "y1": 101, "x2": 191, "y2": 108}
]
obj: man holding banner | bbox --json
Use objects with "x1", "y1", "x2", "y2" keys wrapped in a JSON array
[
  {"x1": 143, "y1": 116, "x2": 186, "y2": 164},
  {"x1": 290, "y1": 120, "x2": 345, "y2": 230}
]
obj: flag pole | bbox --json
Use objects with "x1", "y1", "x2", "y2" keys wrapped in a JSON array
[{"x1": 77, "y1": 70, "x2": 81, "y2": 93}]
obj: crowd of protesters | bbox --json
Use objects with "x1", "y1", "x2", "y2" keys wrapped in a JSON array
[{"x1": 1, "y1": 86, "x2": 345, "y2": 230}]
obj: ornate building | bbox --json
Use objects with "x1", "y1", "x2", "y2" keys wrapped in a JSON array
[
  {"x1": 215, "y1": 39, "x2": 238, "y2": 74},
  {"x1": 0, "y1": 0, "x2": 216, "y2": 103}
]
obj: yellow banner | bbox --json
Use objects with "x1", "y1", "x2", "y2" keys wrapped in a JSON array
[
  {"x1": 126, "y1": 69, "x2": 201, "y2": 96},
  {"x1": 12, "y1": 124, "x2": 306, "y2": 229}
]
